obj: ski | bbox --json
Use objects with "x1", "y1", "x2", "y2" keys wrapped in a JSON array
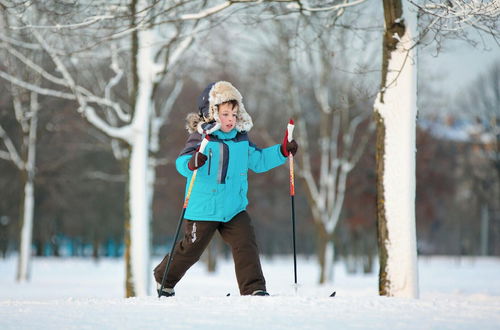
[{"x1": 225, "y1": 291, "x2": 337, "y2": 297}]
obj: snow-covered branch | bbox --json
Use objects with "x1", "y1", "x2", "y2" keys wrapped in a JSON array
[
  {"x1": 296, "y1": 117, "x2": 320, "y2": 203},
  {"x1": 159, "y1": 80, "x2": 183, "y2": 121},
  {"x1": 2, "y1": 14, "x2": 132, "y2": 130},
  {"x1": 150, "y1": 80, "x2": 183, "y2": 153},
  {"x1": 10, "y1": 15, "x2": 116, "y2": 31},
  {"x1": 29, "y1": 28, "x2": 88, "y2": 112},
  {"x1": 409, "y1": 0, "x2": 500, "y2": 36},
  {"x1": 1, "y1": 42, "x2": 67, "y2": 86},
  {"x1": 166, "y1": 36, "x2": 194, "y2": 70},
  {"x1": 0, "y1": 124, "x2": 24, "y2": 170},
  {"x1": 0, "y1": 150, "x2": 11, "y2": 161},
  {"x1": 286, "y1": 0, "x2": 368, "y2": 12},
  {"x1": 84, "y1": 106, "x2": 133, "y2": 144},
  {"x1": 419, "y1": 0, "x2": 500, "y2": 19},
  {"x1": 104, "y1": 45, "x2": 124, "y2": 102},
  {"x1": 344, "y1": 114, "x2": 364, "y2": 152},
  {"x1": 0, "y1": 70, "x2": 129, "y2": 121},
  {"x1": 0, "y1": 71, "x2": 74, "y2": 99},
  {"x1": 180, "y1": 1, "x2": 235, "y2": 20},
  {"x1": 179, "y1": 0, "x2": 367, "y2": 21},
  {"x1": 0, "y1": 35, "x2": 41, "y2": 50}
]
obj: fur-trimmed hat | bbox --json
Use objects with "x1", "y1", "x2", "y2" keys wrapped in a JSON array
[{"x1": 186, "y1": 81, "x2": 253, "y2": 134}]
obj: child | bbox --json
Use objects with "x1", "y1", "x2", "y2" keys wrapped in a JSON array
[{"x1": 153, "y1": 81, "x2": 298, "y2": 297}]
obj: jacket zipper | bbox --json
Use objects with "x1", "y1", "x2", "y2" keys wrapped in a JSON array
[{"x1": 208, "y1": 148, "x2": 212, "y2": 175}]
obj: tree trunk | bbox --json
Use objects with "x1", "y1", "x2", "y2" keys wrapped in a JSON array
[
  {"x1": 123, "y1": 154, "x2": 135, "y2": 296},
  {"x1": 125, "y1": 11, "x2": 154, "y2": 296},
  {"x1": 316, "y1": 225, "x2": 334, "y2": 284},
  {"x1": 375, "y1": 0, "x2": 419, "y2": 298},
  {"x1": 52, "y1": 233, "x2": 60, "y2": 257},
  {"x1": 16, "y1": 94, "x2": 38, "y2": 282},
  {"x1": 317, "y1": 233, "x2": 327, "y2": 284},
  {"x1": 127, "y1": 136, "x2": 151, "y2": 297},
  {"x1": 92, "y1": 236, "x2": 100, "y2": 261},
  {"x1": 205, "y1": 239, "x2": 218, "y2": 273},
  {"x1": 480, "y1": 204, "x2": 489, "y2": 256},
  {"x1": 17, "y1": 170, "x2": 34, "y2": 281}
]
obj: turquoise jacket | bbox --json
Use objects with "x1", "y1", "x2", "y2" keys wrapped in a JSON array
[{"x1": 176, "y1": 129, "x2": 287, "y2": 222}]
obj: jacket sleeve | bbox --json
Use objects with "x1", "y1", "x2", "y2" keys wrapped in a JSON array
[
  {"x1": 176, "y1": 132, "x2": 202, "y2": 178},
  {"x1": 248, "y1": 140, "x2": 287, "y2": 173}
]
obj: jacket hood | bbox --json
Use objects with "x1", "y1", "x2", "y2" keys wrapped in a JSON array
[{"x1": 186, "y1": 81, "x2": 253, "y2": 134}]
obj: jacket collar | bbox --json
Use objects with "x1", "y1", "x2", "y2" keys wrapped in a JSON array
[{"x1": 212, "y1": 129, "x2": 237, "y2": 140}]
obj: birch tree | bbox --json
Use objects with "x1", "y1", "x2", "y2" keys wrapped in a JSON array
[
  {"x1": 298, "y1": 94, "x2": 373, "y2": 284},
  {"x1": 0, "y1": 10, "x2": 42, "y2": 282},
  {"x1": 238, "y1": 0, "x2": 498, "y2": 293},
  {"x1": 158, "y1": 0, "x2": 373, "y2": 284},
  {"x1": 247, "y1": 10, "x2": 375, "y2": 283},
  {"x1": 0, "y1": 87, "x2": 40, "y2": 282},
  {"x1": 297, "y1": 14, "x2": 375, "y2": 284},
  {"x1": 457, "y1": 60, "x2": 500, "y2": 193},
  {"x1": 375, "y1": 0, "x2": 499, "y2": 298},
  {"x1": 374, "y1": 0, "x2": 419, "y2": 298},
  {"x1": 455, "y1": 60, "x2": 500, "y2": 255}
]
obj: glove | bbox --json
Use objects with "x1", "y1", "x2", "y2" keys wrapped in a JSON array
[
  {"x1": 281, "y1": 130, "x2": 298, "y2": 157},
  {"x1": 188, "y1": 152, "x2": 207, "y2": 170}
]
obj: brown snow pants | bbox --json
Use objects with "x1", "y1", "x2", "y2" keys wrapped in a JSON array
[{"x1": 153, "y1": 211, "x2": 266, "y2": 295}]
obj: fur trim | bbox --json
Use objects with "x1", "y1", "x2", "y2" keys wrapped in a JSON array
[
  {"x1": 185, "y1": 113, "x2": 201, "y2": 134},
  {"x1": 185, "y1": 81, "x2": 253, "y2": 134}
]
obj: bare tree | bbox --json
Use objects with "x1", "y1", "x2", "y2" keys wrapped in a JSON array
[
  {"x1": 0, "y1": 91, "x2": 39, "y2": 281},
  {"x1": 242, "y1": 8, "x2": 375, "y2": 283},
  {"x1": 0, "y1": 0, "x2": 198, "y2": 296},
  {"x1": 374, "y1": 0, "x2": 420, "y2": 298},
  {"x1": 0, "y1": 10, "x2": 42, "y2": 281},
  {"x1": 410, "y1": 0, "x2": 500, "y2": 46},
  {"x1": 375, "y1": 0, "x2": 499, "y2": 298},
  {"x1": 297, "y1": 41, "x2": 375, "y2": 283},
  {"x1": 455, "y1": 60, "x2": 500, "y2": 255},
  {"x1": 3, "y1": 0, "x2": 497, "y2": 297},
  {"x1": 457, "y1": 60, "x2": 500, "y2": 188}
]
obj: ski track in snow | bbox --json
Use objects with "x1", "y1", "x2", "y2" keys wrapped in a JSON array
[{"x1": 1, "y1": 256, "x2": 500, "y2": 329}]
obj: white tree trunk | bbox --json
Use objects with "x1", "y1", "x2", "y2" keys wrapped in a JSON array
[
  {"x1": 146, "y1": 156, "x2": 156, "y2": 260},
  {"x1": 480, "y1": 205, "x2": 489, "y2": 256},
  {"x1": 128, "y1": 28, "x2": 155, "y2": 297},
  {"x1": 16, "y1": 93, "x2": 38, "y2": 282},
  {"x1": 375, "y1": 0, "x2": 419, "y2": 298},
  {"x1": 17, "y1": 178, "x2": 35, "y2": 281},
  {"x1": 1, "y1": 0, "x2": 189, "y2": 296},
  {"x1": 324, "y1": 241, "x2": 335, "y2": 281}
]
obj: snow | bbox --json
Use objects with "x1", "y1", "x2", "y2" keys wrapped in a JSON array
[{"x1": 1, "y1": 256, "x2": 500, "y2": 329}]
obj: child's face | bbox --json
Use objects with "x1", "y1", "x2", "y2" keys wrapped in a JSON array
[{"x1": 218, "y1": 103, "x2": 238, "y2": 132}]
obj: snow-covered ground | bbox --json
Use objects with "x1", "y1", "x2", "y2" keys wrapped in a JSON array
[{"x1": 1, "y1": 256, "x2": 499, "y2": 329}]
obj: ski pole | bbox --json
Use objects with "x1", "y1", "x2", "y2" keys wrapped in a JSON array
[
  {"x1": 287, "y1": 119, "x2": 298, "y2": 290},
  {"x1": 158, "y1": 135, "x2": 210, "y2": 298}
]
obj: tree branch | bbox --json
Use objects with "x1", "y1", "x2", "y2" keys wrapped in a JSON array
[
  {"x1": 0, "y1": 123, "x2": 24, "y2": 170},
  {"x1": 84, "y1": 106, "x2": 133, "y2": 144},
  {"x1": 0, "y1": 70, "x2": 75, "y2": 99}
]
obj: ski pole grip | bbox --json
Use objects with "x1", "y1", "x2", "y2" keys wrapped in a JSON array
[
  {"x1": 198, "y1": 136, "x2": 209, "y2": 153},
  {"x1": 287, "y1": 119, "x2": 295, "y2": 143}
]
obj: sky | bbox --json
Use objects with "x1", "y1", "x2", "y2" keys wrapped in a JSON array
[{"x1": 419, "y1": 35, "x2": 500, "y2": 98}]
